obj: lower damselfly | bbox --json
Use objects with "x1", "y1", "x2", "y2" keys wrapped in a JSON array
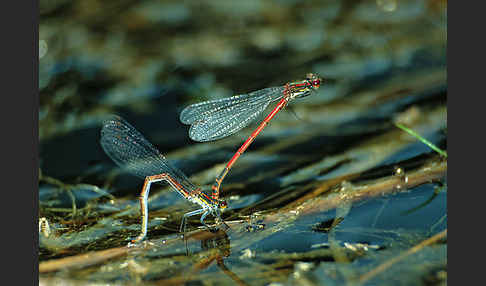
[{"x1": 100, "y1": 115, "x2": 228, "y2": 243}]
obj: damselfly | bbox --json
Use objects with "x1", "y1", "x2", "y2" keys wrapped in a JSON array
[
  {"x1": 100, "y1": 115, "x2": 228, "y2": 243},
  {"x1": 180, "y1": 73, "x2": 322, "y2": 200}
]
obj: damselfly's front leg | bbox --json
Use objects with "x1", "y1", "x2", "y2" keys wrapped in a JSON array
[
  {"x1": 180, "y1": 208, "x2": 206, "y2": 236},
  {"x1": 180, "y1": 209, "x2": 207, "y2": 256},
  {"x1": 200, "y1": 210, "x2": 211, "y2": 228}
]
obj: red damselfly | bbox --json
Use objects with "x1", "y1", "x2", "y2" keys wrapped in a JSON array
[
  {"x1": 100, "y1": 115, "x2": 228, "y2": 243},
  {"x1": 180, "y1": 73, "x2": 322, "y2": 200}
]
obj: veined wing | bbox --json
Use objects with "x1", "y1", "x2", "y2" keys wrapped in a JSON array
[
  {"x1": 180, "y1": 86, "x2": 284, "y2": 142},
  {"x1": 100, "y1": 115, "x2": 198, "y2": 191}
]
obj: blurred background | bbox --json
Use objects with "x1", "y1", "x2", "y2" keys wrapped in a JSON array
[{"x1": 39, "y1": 0, "x2": 447, "y2": 285}]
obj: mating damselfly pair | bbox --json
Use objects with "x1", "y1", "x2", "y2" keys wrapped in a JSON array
[{"x1": 100, "y1": 73, "x2": 322, "y2": 243}]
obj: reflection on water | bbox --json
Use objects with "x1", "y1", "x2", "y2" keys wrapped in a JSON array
[{"x1": 190, "y1": 229, "x2": 249, "y2": 286}]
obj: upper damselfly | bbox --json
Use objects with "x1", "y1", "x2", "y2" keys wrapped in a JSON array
[{"x1": 180, "y1": 73, "x2": 322, "y2": 200}]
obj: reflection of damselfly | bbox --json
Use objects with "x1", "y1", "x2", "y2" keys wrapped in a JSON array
[
  {"x1": 100, "y1": 115, "x2": 227, "y2": 243},
  {"x1": 193, "y1": 229, "x2": 249, "y2": 286},
  {"x1": 181, "y1": 73, "x2": 322, "y2": 199}
]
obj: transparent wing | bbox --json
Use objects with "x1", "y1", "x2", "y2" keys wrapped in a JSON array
[
  {"x1": 180, "y1": 86, "x2": 285, "y2": 142},
  {"x1": 100, "y1": 115, "x2": 197, "y2": 191}
]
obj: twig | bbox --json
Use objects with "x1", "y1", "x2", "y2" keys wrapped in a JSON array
[{"x1": 39, "y1": 246, "x2": 130, "y2": 273}]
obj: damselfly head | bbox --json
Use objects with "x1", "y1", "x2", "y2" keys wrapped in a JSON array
[
  {"x1": 306, "y1": 73, "x2": 322, "y2": 90},
  {"x1": 218, "y1": 199, "x2": 228, "y2": 210},
  {"x1": 288, "y1": 73, "x2": 322, "y2": 99}
]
